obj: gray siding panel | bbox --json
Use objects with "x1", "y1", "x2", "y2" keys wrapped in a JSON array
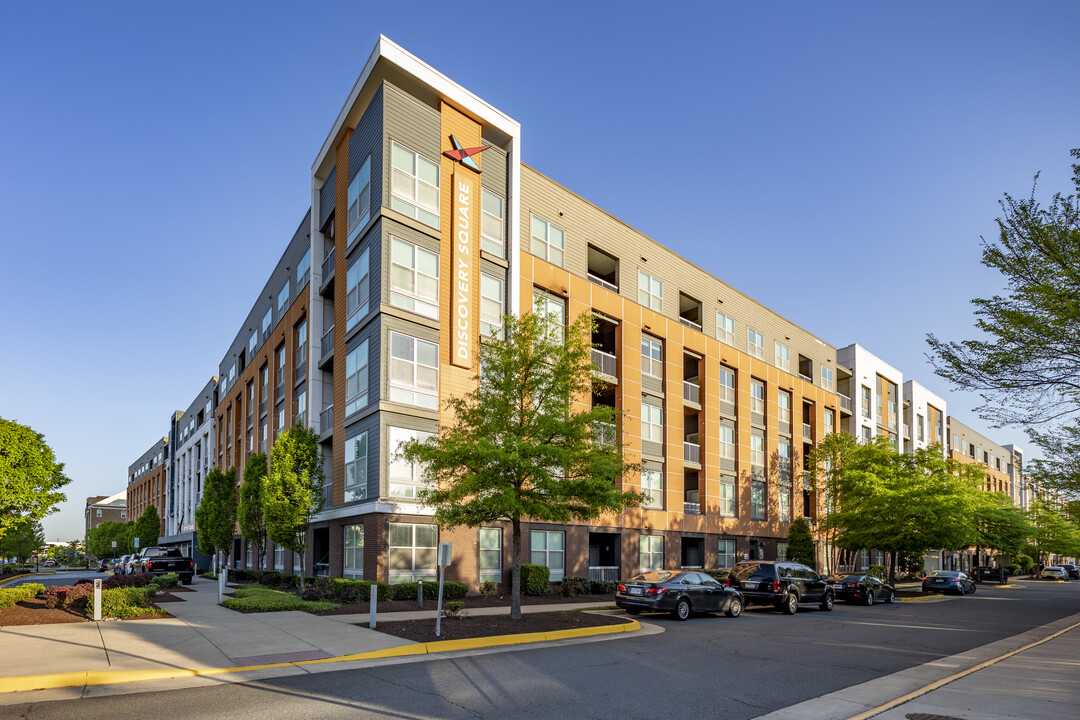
[
  {"x1": 320, "y1": 167, "x2": 336, "y2": 229},
  {"x1": 382, "y1": 81, "x2": 441, "y2": 210},
  {"x1": 480, "y1": 143, "x2": 508, "y2": 195}
]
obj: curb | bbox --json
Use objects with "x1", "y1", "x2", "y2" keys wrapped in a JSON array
[
  {"x1": 898, "y1": 594, "x2": 954, "y2": 602},
  {"x1": 0, "y1": 619, "x2": 641, "y2": 695}
]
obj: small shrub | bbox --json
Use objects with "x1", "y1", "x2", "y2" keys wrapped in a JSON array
[
  {"x1": 559, "y1": 576, "x2": 590, "y2": 598},
  {"x1": 229, "y1": 569, "x2": 255, "y2": 583},
  {"x1": 479, "y1": 580, "x2": 497, "y2": 597},
  {"x1": 394, "y1": 580, "x2": 459, "y2": 601},
  {"x1": 258, "y1": 571, "x2": 281, "y2": 586},
  {"x1": 301, "y1": 578, "x2": 333, "y2": 601},
  {"x1": 590, "y1": 579, "x2": 618, "y2": 595},
  {"x1": 103, "y1": 573, "x2": 154, "y2": 590},
  {"x1": 328, "y1": 579, "x2": 392, "y2": 602},
  {"x1": 224, "y1": 587, "x2": 338, "y2": 613},
  {"x1": 868, "y1": 565, "x2": 888, "y2": 580},
  {"x1": 101, "y1": 587, "x2": 164, "y2": 619},
  {"x1": 1006, "y1": 564, "x2": 1021, "y2": 575},
  {"x1": 1015, "y1": 554, "x2": 1035, "y2": 572},
  {"x1": 75, "y1": 578, "x2": 93, "y2": 586},
  {"x1": 0, "y1": 583, "x2": 45, "y2": 611},
  {"x1": 155, "y1": 573, "x2": 180, "y2": 589},
  {"x1": 198, "y1": 571, "x2": 216, "y2": 579},
  {"x1": 43, "y1": 583, "x2": 95, "y2": 610},
  {"x1": 701, "y1": 569, "x2": 730, "y2": 582},
  {"x1": 543, "y1": 584, "x2": 563, "y2": 598},
  {"x1": 442, "y1": 601, "x2": 466, "y2": 619},
  {"x1": 520, "y1": 564, "x2": 550, "y2": 595},
  {"x1": 339, "y1": 586, "x2": 362, "y2": 603}
]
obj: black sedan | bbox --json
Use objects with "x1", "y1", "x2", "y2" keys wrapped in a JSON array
[
  {"x1": 616, "y1": 571, "x2": 743, "y2": 620},
  {"x1": 1060, "y1": 564, "x2": 1080, "y2": 580},
  {"x1": 922, "y1": 570, "x2": 976, "y2": 595},
  {"x1": 830, "y1": 574, "x2": 895, "y2": 605}
]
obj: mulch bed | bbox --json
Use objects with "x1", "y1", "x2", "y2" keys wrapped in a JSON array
[
  {"x1": 317, "y1": 592, "x2": 616, "y2": 616},
  {"x1": 0, "y1": 597, "x2": 87, "y2": 626},
  {"x1": 367, "y1": 610, "x2": 632, "y2": 642}
]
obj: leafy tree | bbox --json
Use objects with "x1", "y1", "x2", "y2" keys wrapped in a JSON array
[
  {"x1": 927, "y1": 148, "x2": 1080, "y2": 494},
  {"x1": 86, "y1": 520, "x2": 128, "y2": 559},
  {"x1": 972, "y1": 492, "x2": 1033, "y2": 561},
  {"x1": 133, "y1": 504, "x2": 161, "y2": 549},
  {"x1": 1026, "y1": 496, "x2": 1080, "y2": 565},
  {"x1": 785, "y1": 517, "x2": 816, "y2": 569},
  {"x1": 0, "y1": 518, "x2": 43, "y2": 563},
  {"x1": 195, "y1": 467, "x2": 238, "y2": 567},
  {"x1": 400, "y1": 308, "x2": 642, "y2": 620},
  {"x1": 0, "y1": 417, "x2": 71, "y2": 541},
  {"x1": 265, "y1": 425, "x2": 323, "y2": 588},
  {"x1": 238, "y1": 453, "x2": 269, "y2": 572}
]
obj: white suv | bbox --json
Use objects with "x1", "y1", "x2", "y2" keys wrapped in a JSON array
[{"x1": 1041, "y1": 566, "x2": 1068, "y2": 580}]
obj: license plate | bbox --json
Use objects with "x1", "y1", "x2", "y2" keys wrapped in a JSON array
[
  {"x1": 629, "y1": 587, "x2": 643, "y2": 596},
  {"x1": 742, "y1": 581, "x2": 758, "y2": 589}
]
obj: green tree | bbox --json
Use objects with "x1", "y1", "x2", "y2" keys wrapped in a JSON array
[
  {"x1": 195, "y1": 467, "x2": 238, "y2": 568},
  {"x1": 972, "y1": 492, "x2": 1033, "y2": 561},
  {"x1": 238, "y1": 453, "x2": 269, "y2": 572},
  {"x1": 0, "y1": 417, "x2": 71, "y2": 541},
  {"x1": 927, "y1": 148, "x2": 1080, "y2": 493},
  {"x1": 786, "y1": 517, "x2": 816, "y2": 569},
  {"x1": 133, "y1": 505, "x2": 161, "y2": 549},
  {"x1": 265, "y1": 425, "x2": 323, "y2": 588},
  {"x1": 86, "y1": 520, "x2": 128, "y2": 559},
  {"x1": 400, "y1": 308, "x2": 642, "y2": 620},
  {"x1": 0, "y1": 518, "x2": 43, "y2": 563},
  {"x1": 1026, "y1": 496, "x2": 1080, "y2": 565}
]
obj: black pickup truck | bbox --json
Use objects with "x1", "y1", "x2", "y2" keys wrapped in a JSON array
[{"x1": 130, "y1": 546, "x2": 196, "y2": 584}]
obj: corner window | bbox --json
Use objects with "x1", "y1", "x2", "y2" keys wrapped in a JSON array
[
  {"x1": 347, "y1": 156, "x2": 371, "y2": 246},
  {"x1": 480, "y1": 273, "x2": 504, "y2": 338},
  {"x1": 481, "y1": 189, "x2": 504, "y2": 257},
  {"x1": 389, "y1": 332, "x2": 439, "y2": 410},
  {"x1": 343, "y1": 525, "x2": 364, "y2": 579},
  {"x1": 346, "y1": 247, "x2": 371, "y2": 332},
  {"x1": 344, "y1": 340, "x2": 369, "y2": 417},
  {"x1": 389, "y1": 426, "x2": 434, "y2": 498},
  {"x1": 638, "y1": 271, "x2": 662, "y2": 312},
  {"x1": 391, "y1": 142, "x2": 440, "y2": 229},
  {"x1": 747, "y1": 328, "x2": 764, "y2": 360},
  {"x1": 530, "y1": 530, "x2": 564, "y2": 582},
  {"x1": 344, "y1": 432, "x2": 368, "y2": 502},
  {"x1": 388, "y1": 522, "x2": 437, "y2": 583},
  {"x1": 639, "y1": 535, "x2": 663, "y2": 572},
  {"x1": 390, "y1": 237, "x2": 439, "y2": 319},
  {"x1": 530, "y1": 215, "x2": 565, "y2": 267},
  {"x1": 642, "y1": 467, "x2": 663, "y2": 509}
]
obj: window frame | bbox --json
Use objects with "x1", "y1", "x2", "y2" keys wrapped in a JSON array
[
  {"x1": 530, "y1": 214, "x2": 565, "y2": 267},
  {"x1": 388, "y1": 522, "x2": 438, "y2": 583},
  {"x1": 641, "y1": 402, "x2": 663, "y2": 445},
  {"x1": 347, "y1": 156, "x2": 371, "y2": 247},
  {"x1": 641, "y1": 335, "x2": 663, "y2": 379},
  {"x1": 747, "y1": 328, "x2": 764, "y2": 359},
  {"x1": 716, "y1": 312, "x2": 735, "y2": 346},
  {"x1": 480, "y1": 272, "x2": 504, "y2": 338},
  {"x1": 343, "y1": 431, "x2": 368, "y2": 503},
  {"x1": 389, "y1": 331, "x2": 439, "y2": 410},
  {"x1": 389, "y1": 236, "x2": 440, "y2": 320},
  {"x1": 390, "y1": 141, "x2": 440, "y2": 229},
  {"x1": 480, "y1": 188, "x2": 505, "y2": 257},
  {"x1": 774, "y1": 342, "x2": 791, "y2": 372},
  {"x1": 639, "y1": 535, "x2": 664, "y2": 572},
  {"x1": 638, "y1": 270, "x2": 663, "y2": 312},
  {"x1": 530, "y1": 530, "x2": 565, "y2": 582},
  {"x1": 345, "y1": 247, "x2": 371, "y2": 332},
  {"x1": 388, "y1": 426, "x2": 435, "y2": 498},
  {"x1": 343, "y1": 524, "x2": 364, "y2": 579},
  {"x1": 641, "y1": 467, "x2": 664, "y2": 509},
  {"x1": 479, "y1": 527, "x2": 502, "y2": 581}
]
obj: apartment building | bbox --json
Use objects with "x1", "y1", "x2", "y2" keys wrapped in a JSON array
[
  {"x1": 903, "y1": 380, "x2": 947, "y2": 455},
  {"x1": 946, "y1": 417, "x2": 1019, "y2": 497},
  {"x1": 836, "y1": 344, "x2": 903, "y2": 448},
  {"x1": 84, "y1": 491, "x2": 127, "y2": 536},
  {"x1": 126, "y1": 437, "x2": 168, "y2": 536}
]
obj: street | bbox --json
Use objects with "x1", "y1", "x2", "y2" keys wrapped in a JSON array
[{"x1": 3, "y1": 580, "x2": 1077, "y2": 719}]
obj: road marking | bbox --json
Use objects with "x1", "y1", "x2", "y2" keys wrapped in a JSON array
[
  {"x1": 844, "y1": 621, "x2": 986, "y2": 632},
  {"x1": 842, "y1": 619, "x2": 1080, "y2": 720}
]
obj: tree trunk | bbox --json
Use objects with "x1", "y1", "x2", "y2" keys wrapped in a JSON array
[
  {"x1": 887, "y1": 551, "x2": 897, "y2": 585},
  {"x1": 511, "y1": 517, "x2": 522, "y2": 621}
]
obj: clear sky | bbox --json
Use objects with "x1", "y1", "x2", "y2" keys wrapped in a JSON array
[{"x1": 2, "y1": 2, "x2": 1077, "y2": 542}]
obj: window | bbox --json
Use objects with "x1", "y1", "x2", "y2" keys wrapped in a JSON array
[
  {"x1": 861, "y1": 386, "x2": 872, "y2": 418},
  {"x1": 389, "y1": 426, "x2": 434, "y2": 498},
  {"x1": 389, "y1": 332, "x2": 438, "y2": 409},
  {"x1": 861, "y1": 426, "x2": 872, "y2": 442},
  {"x1": 642, "y1": 402, "x2": 663, "y2": 444},
  {"x1": 533, "y1": 289, "x2": 566, "y2": 342},
  {"x1": 779, "y1": 445, "x2": 792, "y2": 523},
  {"x1": 917, "y1": 414, "x2": 925, "y2": 442},
  {"x1": 638, "y1": 271, "x2": 662, "y2": 311},
  {"x1": 716, "y1": 312, "x2": 735, "y2": 346},
  {"x1": 750, "y1": 379, "x2": 765, "y2": 416},
  {"x1": 824, "y1": 408, "x2": 834, "y2": 436},
  {"x1": 747, "y1": 328, "x2": 764, "y2": 359},
  {"x1": 346, "y1": 247, "x2": 370, "y2": 332},
  {"x1": 228, "y1": 364, "x2": 236, "y2": 386},
  {"x1": 276, "y1": 402, "x2": 285, "y2": 434},
  {"x1": 391, "y1": 142, "x2": 439, "y2": 228},
  {"x1": 820, "y1": 365, "x2": 835, "y2": 393},
  {"x1": 347, "y1": 156, "x2": 371, "y2": 246},
  {"x1": 295, "y1": 319, "x2": 307, "y2": 370},
  {"x1": 640, "y1": 535, "x2": 663, "y2": 572},
  {"x1": 751, "y1": 432, "x2": 765, "y2": 468},
  {"x1": 296, "y1": 248, "x2": 311, "y2": 287},
  {"x1": 530, "y1": 530, "x2": 564, "y2": 581},
  {"x1": 479, "y1": 527, "x2": 502, "y2": 582},
  {"x1": 775, "y1": 342, "x2": 791, "y2": 372},
  {"x1": 718, "y1": 366, "x2": 735, "y2": 404},
  {"x1": 274, "y1": 544, "x2": 284, "y2": 571},
  {"x1": 718, "y1": 539, "x2": 736, "y2": 568},
  {"x1": 642, "y1": 467, "x2": 663, "y2": 508},
  {"x1": 277, "y1": 281, "x2": 289, "y2": 312},
  {"x1": 96, "y1": 508, "x2": 102, "y2": 518},
  {"x1": 480, "y1": 273, "x2": 504, "y2": 338},
  {"x1": 481, "y1": 189, "x2": 504, "y2": 257},
  {"x1": 388, "y1": 523, "x2": 437, "y2": 583},
  {"x1": 641, "y1": 335, "x2": 663, "y2": 379},
  {"x1": 778, "y1": 391, "x2": 791, "y2": 425},
  {"x1": 343, "y1": 432, "x2": 368, "y2": 502},
  {"x1": 751, "y1": 480, "x2": 766, "y2": 521},
  {"x1": 261, "y1": 309, "x2": 272, "y2": 337},
  {"x1": 777, "y1": 542, "x2": 789, "y2": 562},
  {"x1": 294, "y1": 387, "x2": 306, "y2": 428},
  {"x1": 343, "y1": 525, "x2": 364, "y2": 579},
  {"x1": 344, "y1": 340, "x2": 369, "y2": 417},
  {"x1": 530, "y1": 215, "x2": 565, "y2": 266},
  {"x1": 718, "y1": 426, "x2": 735, "y2": 461},
  {"x1": 390, "y1": 237, "x2": 439, "y2": 319},
  {"x1": 248, "y1": 331, "x2": 257, "y2": 356},
  {"x1": 719, "y1": 477, "x2": 735, "y2": 517},
  {"x1": 120, "y1": 510, "x2": 126, "y2": 519}
]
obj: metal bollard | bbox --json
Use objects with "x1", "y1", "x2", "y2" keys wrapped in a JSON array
[
  {"x1": 369, "y1": 586, "x2": 378, "y2": 629},
  {"x1": 417, "y1": 580, "x2": 423, "y2": 608}
]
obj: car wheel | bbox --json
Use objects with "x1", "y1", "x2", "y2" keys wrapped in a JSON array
[
  {"x1": 968, "y1": 583, "x2": 975, "y2": 594},
  {"x1": 884, "y1": 590, "x2": 894, "y2": 604},
  {"x1": 864, "y1": 590, "x2": 874, "y2": 606},
  {"x1": 625, "y1": 607, "x2": 641, "y2": 615},
  {"x1": 820, "y1": 591, "x2": 834, "y2": 612},
  {"x1": 673, "y1": 597, "x2": 692, "y2": 621},
  {"x1": 781, "y1": 593, "x2": 798, "y2": 615},
  {"x1": 726, "y1": 597, "x2": 743, "y2": 618}
]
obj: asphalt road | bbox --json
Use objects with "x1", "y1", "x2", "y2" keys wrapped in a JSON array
[
  {"x1": 4, "y1": 570, "x2": 106, "y2": 588},
  {"x1": 5, "y1": 580, "x2": 1079, "y2": 720}
]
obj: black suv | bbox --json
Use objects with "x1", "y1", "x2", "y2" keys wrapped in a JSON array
[{"x1": 728, "y1": 561, "x2": 834, "y2": 614}]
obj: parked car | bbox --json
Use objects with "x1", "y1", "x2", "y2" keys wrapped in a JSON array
[
  {"x1": 41, "y1": 559, "x2": 56, "y2": 567},
  {"x1": 1041, "y1": 566, "x2": 1069, "y2": 581},
  {"x1": 830, "y1": 573, "x2": 895, "y2": 605},
  {"x1": 616, "y1": 571, "x2": 744, "y2": 620},
  {"x1": 97, "y1": 559, "x2": 110, "y2": 572},
  {"x1": 727, "y1": 561, "x2": 835, "y2": 614},
  {"x1": 130, "y1": 546, "x2": 196, "y2": 585},
  {"x1": 922, "y1": 570, "x2": 975, "y2": 594},
  {"x1": 117, "y1": 554, "x2": 132, "y2": 575},
  {"x1": 1058, "y1": 564, "x2": 1080, "y2": 580}
]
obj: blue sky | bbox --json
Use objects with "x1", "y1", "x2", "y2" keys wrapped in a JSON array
[{"x1": 2, "y1": 2, "x2": 1078, "y2": 541}]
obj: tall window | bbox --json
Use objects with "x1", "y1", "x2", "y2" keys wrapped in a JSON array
[
  {"x1": 719, "y1": 477, "x2": 735, "y2": 517},
  {"x1": 274, "y1": 544, "x2": 284, "y2": 571},
  {"x1": 480, "y1": 273, "x2": 504, "y2": 338},
  {"x1": 718, "y1": 539, "x2": 736, "y2": 568},
  {"x1": 640, "y1": 535, "x2": 663, "y2": 572},
  {"x1": 638, "y1": 271, "x2": 662, "y2": 311},
  {"x1": 747, "y1": 328, "x2": 764, "y2": 359},
  {"x1": 347, "y1": 156, "x2": 371, "y2": 246},
  {"x1": 820, "y1": 365, "x2": 835, "y2": 393},
  {"x1": 750, "y1": 379, "x2": 765, "y2": 416},
  {"x1": 248, "y1": 330, "x2": 258, "y2": 356},
  {"x1": 718, "y1": 366, "x2": 735, "y2": 404},
  {"x1": 751, "y1": 480, "x2": 766, "y2": 521},
  {"x1": 343, "y1": 525, "x2": 364, "y2": 579},
  {"x1": 641, "y1": 335, "x2": 663, "y2": 379},
  {"x1": 642, "y1": 467, "x2": 663, "y2": 508},
  {"x1": 346, "y1": 248, "x2": 370, "y2": 332},
  {"x1": 774, "y1": 342, "x2": 791, "y2": 372},
  {"x1": 480, "y1": 189, "x2": 504, "y2": 257},
  {"x1": 389, "y1": 332, "x2": 438, "y2": 410},
  {"x1": 479, "y1": 527, "x2": 502, "y2": 582},
  {"x1": 778, "y1": 443, "x2": 792, "y2": 523},
  {"x1": 530, "y1": 215, "x2": 565, "y2": 266},
  {"x1": 718, "y1": 426, "x2": 735, "y2": 461},
  {"x1": 390, "y1": 237, "x2": 439, "y2": 319},
  {"x1": 388, "y1": 523, "x2": 438, "y2": 583},
  {"x1": 277, "y1": 281, "x2": 289, "y2": 312},
  {"x1": 345, "y1": 340, "x2": 369, "y2": 417},
  {"x1": 777, "y1": 542, "x2": 789, "y2": 561},
  {"x1": 391, "y1": 142, "x2": 439, "y2": 228},
  {"x1": 297, "y1": 248, "x2": 311, "y2": 287},
  {"x1": 262, "y1": 308, "x2": 272, "y2": 336},
  {"x1": 861, "y1": 386, "x2": 872, "y2": 418},
  {"x1": 716, "y1": 312, "x2": 735, "y2": 346},
  {"x1": 530, "y1": 530, "x2": 564, "y2": 581},
  {"x1": 778, "y1": 391, "x2": 791, "y2": 425},
  {"x1": 533, "y1": 290, "x2": 566, "y2": 342},
  {"x1": 389, "y1": 426, "x2": 434, "y2": 498},
  {"x1": 642, "y1": 402, "x2": 663, "y2": 444},
  {"x1": 861, "y1": 426, "x2": 872, "y2": 442},
  {"x1": 295, "y1": 319, "x2": 307, "y2": 369},
  {"x1": 917, "y1": 413, "x2": 925, "y2": 442},
  {"x1": 343, "y1": 432, "x2": 368, "y2": 502},
  {"x1": 294, "y1": 386, "x2": 306, "y2": 428},
  {"x1": 824, "y1": 408, "x2": 834, "y2": 436}
]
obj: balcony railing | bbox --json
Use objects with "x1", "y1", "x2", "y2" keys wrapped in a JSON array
[
  {"x1": 683, "y1": 502, "x2": 701, "y2": 515},
  {"x1": 321, "y1": 247, "x2": 335, "y2": 283},
  {"x1": 320, "y1": 405, "x2": 333, "y2": 434},
  {"x1": 838, "y1": 393, "x2": 852, "y2": 413},
  {"x1": 588, "y1": 566, "x2": 620, "y2": 582},
  {"x1": 594, "y1": 421, "x2": 616, "y2": 446},
  {"x1": 683, "y1": 380, "x2": 701, "y2": 405},
  {"x1": 903, "y1": 423, "x2": 911, "y2": 440},
  {"x1": 684, "y1": 441, "x2": 701, "y2": 464},
  {"x1": 803, "y1": 423, "x2": 812, "y2": 440},
  {"x1": 321, "y1": 325, "x2": 335, "y2": 358},
  {"x1": 592, "y1": 348, "x2": 617, "y2": 378},
  {"x1": 587, "y1": 273, "x2": 618, "y2": 293},
  {"x1": 679, "y1": 317, "x2": 703, "y2": 332}
]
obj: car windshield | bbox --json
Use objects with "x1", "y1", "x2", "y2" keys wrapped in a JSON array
[
  {"x1": 731, "y1": 563, "x2": 772, "y2": 580},
  {"x1": 840, "y1": 575, "x2": 863, "y2": 582},
  {"x1": 629, "y1": 571, "x2": 674, "y2": 583},
  {"x1": 931, "y1": 571, "x2": 960, "y2": 577}
]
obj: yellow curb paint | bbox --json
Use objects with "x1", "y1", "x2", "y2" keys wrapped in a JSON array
[
  {"x1": 899, "y1": 595, "x2": 952, "y2": 602},
  {"x1": 0, "y1": 619, "x2": 641, "y2": 694},
  {"x1": 842, "y1": 619, "x2": 1080, "y2": 720}
]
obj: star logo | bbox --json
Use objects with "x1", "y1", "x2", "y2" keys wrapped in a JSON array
[{"x1": 443, "y1": 134, "x2": 490, "y2": 172}]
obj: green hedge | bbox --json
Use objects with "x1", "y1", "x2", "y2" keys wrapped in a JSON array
[
  {"x1": 521, "y1": 564, "x2": 550, "y2": 595},
  {"x1": 701, "y1": 569, "x2": 731, "y2": 581},
  {"x1": 101, "y1": 587, "x2": 164, "y2": 619},
  {"x1": 0, "y1": 583, "x2": 45, "y2": 611},
  {"x1": 328, "y1": 578, "x2": 393, "y2": 601},
  {"x1": 391, "y1": 580, "x2": 468, "y2": 601},
  {"x1": 224, "y1": 587, "x2": 338, "y2": 613}
]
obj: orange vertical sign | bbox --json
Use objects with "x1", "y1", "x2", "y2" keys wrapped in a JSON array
[{"x1": 451, "y1": 169, "x2": 476, "y2": 368}]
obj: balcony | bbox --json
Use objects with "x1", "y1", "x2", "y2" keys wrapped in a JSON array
[
  {"x1": 320, "y1": 325, "x2": 335, "y2": 368},
  {"x1": 678, "y1": 317, "x2": 702, "y2": 332},
  {"x1": 320, "y1": 405, "x2": 333, "y2": 435},
  {"x1": 684, "y1": 489, "x2": 701, "y2": 515},
  {"x1": 838, "y1": 393, "x2": 852, "y2": 413},
  {"x1": 587, "y1": 566, "x2": 620, "y2": 582},
  {"x1": 591, "y1": 348, "x2": 617, "y2": 381},
  {"x1": 320, "y1": 247, "x2": 335, "y2": 296},
  {"x1": 683, "y1": 380, "x2": 701, "y2": 406},
  {"x1": 684, "y1": 440, "x2": 701, "y2": 465},
  {"x1": 903, "y1": 423, "x2": 911, "y2": 440},
  {"x1": 587, "y1": 273, "x2": 618, "y2": 293}
]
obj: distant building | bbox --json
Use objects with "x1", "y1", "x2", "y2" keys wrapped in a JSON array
[
  {"x1": 126, "y1": 437, "x2": 168, "y2": 539},
  {"x1": 84, "y1": 491, "x2": 127, "y2": 536}
]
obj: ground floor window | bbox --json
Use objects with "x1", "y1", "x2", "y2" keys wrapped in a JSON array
[
  {"x1": 639, "y1": 535, "x2": 663, "y2": 572},
  {"x1": 777, "y1": 542, "x2": 788, "y2": 561},
  {"x1": 246, "y1": 543, "x2": 253, "y2": 569},
  {"x1": 530, "y1": 530, "x2": 564, "y2": 581},
  {"x1": 718, "y1": 539, "x2": 736, "y2": 568},
  {"x1": 388, "y1": 523, "x2": 437, "y2": 583},
  {"x1": 344, "y1": 524, "x2": 364, "y2": 579},
  {"x1": 274, "y1": 544, "x2": 284, "y2": 571},
  {"x1": 479, "y1": 527, "x2": 502, "y2": 583}
]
